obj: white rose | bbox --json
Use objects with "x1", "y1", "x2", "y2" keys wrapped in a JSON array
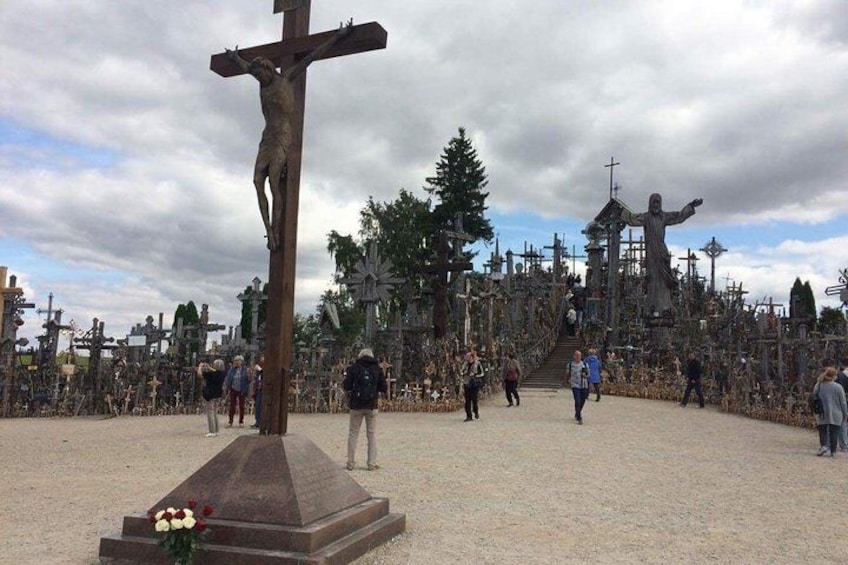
[
  {"x1": 182, "y1": 508, "x2": 194, "y2": 518},
  {"x1": 183, "y1": 516, "x2": 197, "y2": 529},
  {"x1": 155, "y1": 519, "x2": 170, "y2": 532},
  {"x1": 166, "y1": 507, "x2": 177, "y2": 514},
  {"x1": 155, "y1": 510, "x2": 165, "y2": 521},
  {"x1": 170, "y1": 518, "x2": 184, "y2": 530}
]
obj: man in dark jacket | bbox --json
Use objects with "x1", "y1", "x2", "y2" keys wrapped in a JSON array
[
  {"x1": 680, "y1": 352, "x2": 705, "y2": 408},
  {"x1": 343, "y1": 348, "x2": 388, "y2": 471}
]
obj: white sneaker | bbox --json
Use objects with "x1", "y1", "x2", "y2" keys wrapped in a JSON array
[
  {"x1": 817, "y1": 446, "x2": 829, "y2": 456},
  {"x1": 205, "y1": 432, "x2": 217, "y2": 438}
]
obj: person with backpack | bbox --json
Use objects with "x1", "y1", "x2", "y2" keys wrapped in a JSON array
[
  {"x1": 567, "y1": 350, "x2": 589, "y2": 425},
  {"x1": 462, "y1": 350, "x2": 485, "y2": 421},
  {"x1": 503, "y1": 351, "x2": 522, "y2": 407},
  {"x1": 343, "y1": 348, "x2": 387, "y2": 471}
]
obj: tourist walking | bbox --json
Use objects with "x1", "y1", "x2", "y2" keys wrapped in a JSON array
[
  {"x1": 585, "y1": 348, "x2": 602, "y2": 401},
  {"x1": 503, "y1": 351, "x2": 522, "y2": 407},
  {"x1": 224, "y1": 355, "x2": 250, "y2": 427},
  {"x1": 251, "y1": 356, "x2": 264, "y2": 429},
  {"x1": 462, "y1": 350, "x2": 485, "y2": 421},
  {"x1": 813, "y1": 367, "x2": 848, "y2": 457},
  {"x1": 680, "y1": 352, "x2": 705, "y2": 408},
  {"x1": 567, "y1": 350, "x2": 589, "y2": 425},
  {"x1": 343, "y1": 348, "x2": 387, "y2": 471},
  {"x1": 197, "y1": 359, "x2": 226, "y2": 437},
  {"x1": 566, "y1": 306, "x2": 578, "y2": 336}
]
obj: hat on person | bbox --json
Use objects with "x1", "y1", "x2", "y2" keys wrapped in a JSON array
[{"x1": 358, "y1": 348, "x2": 374, "y2": 359}]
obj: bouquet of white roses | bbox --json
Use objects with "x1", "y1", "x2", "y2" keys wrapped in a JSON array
[{"x1": 148, "y1": 500, "x2": 213, "y2": 565}]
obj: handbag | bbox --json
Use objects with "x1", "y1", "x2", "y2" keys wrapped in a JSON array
[{"x1": 810, "y1": 391, "x2": 824, "y2": 415}]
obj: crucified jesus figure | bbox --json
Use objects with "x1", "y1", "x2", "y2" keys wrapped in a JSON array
[{"x1": 226, "y1": 20, "x2": 353, "y2": 250}]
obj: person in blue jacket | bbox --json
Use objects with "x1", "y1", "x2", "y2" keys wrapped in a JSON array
[{"x1": 585, "y1": 348, "x2": 603, "y2": 402}]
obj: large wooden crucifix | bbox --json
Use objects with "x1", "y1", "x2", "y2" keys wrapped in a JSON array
[
  {"x1": 211, "y1": 1, "x2": 386, "y2": 434},
  {"x1": 424, "y1": 229, "x2": 474, "y2": 339}
]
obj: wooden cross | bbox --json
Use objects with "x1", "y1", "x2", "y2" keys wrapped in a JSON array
[
  {"x1": 210, "y1": 1, "x2": 386, "y2": 435},
  {"x1": 148, "y1": 376, "x2": 162, "y2": 412},
  {"x1": 605, "y1": 157, "x2": 620, "y2": 200},
  {"x1": 676, "y1": 248, "x2": 699, "y2": 283},
  {"x1": 340, "y1": 241, "x2": 405, "y2": 344},
  {"x1": 455, "y1": 278, "x2": 478, "y2": 348},
  {"x1": 424, "y1": 229, "x2": 474, "y2": 339},
  {"x1": 562, "y1": 244, "x2": 587, "y2": 275}
]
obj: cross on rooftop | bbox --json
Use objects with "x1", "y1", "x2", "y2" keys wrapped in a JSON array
[{"x1": 605, "y1": 157, "x2": 620, "y2": 200}]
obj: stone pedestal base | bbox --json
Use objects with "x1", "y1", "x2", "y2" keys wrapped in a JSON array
[{"x1": 99, "y1": 435, "x2": 405, "y2": 564}]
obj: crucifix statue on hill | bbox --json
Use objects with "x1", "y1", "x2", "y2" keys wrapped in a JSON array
[
  {"x1": 622, "y1": 193, "x2": 703, "y2": 318},
  {"x1": 210, "y1": 0, "x2": 386, "y2": 435}
]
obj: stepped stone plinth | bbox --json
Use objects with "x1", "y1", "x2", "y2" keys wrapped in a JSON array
[{"x1": 99, "y1": 434, "x2": 405, "y2": 564}]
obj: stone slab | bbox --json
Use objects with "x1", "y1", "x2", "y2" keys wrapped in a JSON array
[
  {"x1": 152, "y1": 434, "x2": 371, "y2": 526},
  {"x1": 99, "y1": 435, "x2": 405, "y2": 564}
]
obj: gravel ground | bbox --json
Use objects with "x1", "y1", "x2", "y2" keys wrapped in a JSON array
[{"x1": 1, "y1": 390, "x2": 846, "y2": 565}]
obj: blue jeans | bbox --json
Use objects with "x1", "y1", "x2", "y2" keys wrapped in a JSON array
[
  {"x1": 572, "y1": 387, "x2": 589, "y2": 421},
  {"x1": 682, "y1": 379, "x2": 704, "y2": 407}
]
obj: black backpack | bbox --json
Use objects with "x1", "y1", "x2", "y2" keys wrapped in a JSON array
[{"x1": 352, "y1": 365, "x2": 379, "y2": 402}]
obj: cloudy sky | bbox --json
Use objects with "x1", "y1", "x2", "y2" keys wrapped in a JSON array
[{"x1": 2, "y1": 0, "x2": 847, "y2": 347}]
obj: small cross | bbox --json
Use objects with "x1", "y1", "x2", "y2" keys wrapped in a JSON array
[{"x1": 604, "y1": 157, "x2": 620, "y2": 200}]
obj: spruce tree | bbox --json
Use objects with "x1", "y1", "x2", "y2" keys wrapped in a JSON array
[
  {"x1": 789, "y1": 278, "x2": 818, "y2": 328},
  {"x1": 425, "y1": 127, "x2": 494, "y2": 243}
]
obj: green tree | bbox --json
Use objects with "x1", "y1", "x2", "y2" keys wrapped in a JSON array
[
  {"x1": 789, "y1": 278, "x2": 817, "y2": 328},
  {"x1": 819, "y1": 306, "x2": 845, "y2": 335},
  {"x1": 172, "y1": 304, "x2": 186, "y2": 331},
  {"x1": 239, "y1": 283, "x2": 269, "y2": 341},
  {"x1": 802, "y1": 281, "x2": 817, "y2": 327},
  {"x1": 360, "y1": 190, "x2": 433, "y2": 294},
  {"x1": 172, "y1": 301, "x2": 201, "y2": 359},
  {"x1": 424, "y1": 127, "x2": 494, "y2": 244},
  {"x1": 293, "y1": 313, "x2": 320, "y2": 346},
  {"x1": 318, "y1": 289, "x2": 366, "y2": 348},
  {"x1": 326, "y1": 230, "x2": 363, "y2": 282}
]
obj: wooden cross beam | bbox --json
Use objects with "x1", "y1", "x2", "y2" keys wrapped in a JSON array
[
  {"x1": 424, "y1": 230, "x2": 473, "y2": 339},
  {"x1": 211, "y1": 1, "x2": 386, "y2": 435},
  {"x1": 605, "y1": 157, "x2": 620, "y2": 200}
]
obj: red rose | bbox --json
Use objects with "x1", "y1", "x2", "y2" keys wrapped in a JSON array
[
  {"x1": 148, "y1": 513, "x2": 156, "y2": 524},
  {"x1": 187, "y1": 500, "x2": 197, "y2": 509},
  {"x1": 202, "y1": 505, "x2": 214, "y2": 517},
  {"x1": 162, "y1": 512, "x2": 173, "y2": 521},
  {"x1": 175, "y1": 509, "x2": 186, "y2": 519},
  {"x1": 195, "y1": 520, "x2": 206, "y2": 533}
]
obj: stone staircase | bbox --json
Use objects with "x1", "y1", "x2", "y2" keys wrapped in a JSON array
[{"x1": 521, "y1": 335, "x2": 581, "y2": 389}]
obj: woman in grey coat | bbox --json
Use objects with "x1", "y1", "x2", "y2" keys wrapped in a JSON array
[{"x1": 813, "y1": 367, "x2": 848, "y2": 457}]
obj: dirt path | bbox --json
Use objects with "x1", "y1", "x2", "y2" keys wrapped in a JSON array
[{"x1": 1, "y1": 390, "x2": 845, "y2": 564}]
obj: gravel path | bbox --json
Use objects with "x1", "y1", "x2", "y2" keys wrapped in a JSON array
[{"x1": 1, "y1": 390, "x2": 846, "y2": 564}]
